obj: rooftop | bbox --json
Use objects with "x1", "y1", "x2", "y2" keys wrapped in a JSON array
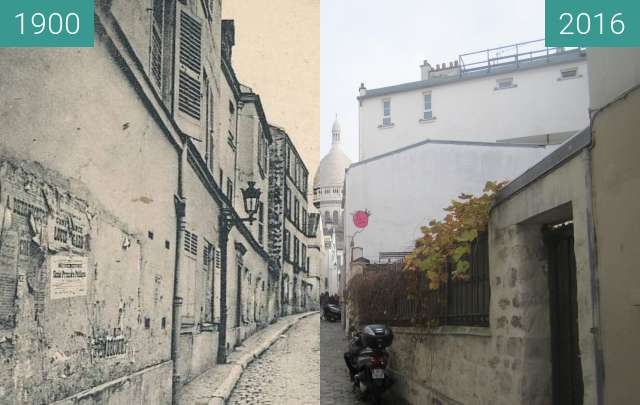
[{"x1": 359, "y1": 39, "x2": 586, "y2": 100}]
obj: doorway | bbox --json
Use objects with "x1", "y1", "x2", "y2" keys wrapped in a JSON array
[{"x1": 544, "y1": 222, "x2": 584, "y2": 405}]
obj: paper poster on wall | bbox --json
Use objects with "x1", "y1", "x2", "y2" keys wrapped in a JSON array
[{"x1": 49, "y1": 255, "x2": 88, "y2": 299}]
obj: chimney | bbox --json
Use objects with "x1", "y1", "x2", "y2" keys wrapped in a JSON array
[
  {"x1": 420, "y1": 60, "x2": 432, "y2": 80},
  {"x1": 359, "y1": 83, "x2": 367, "y2": 97},
  {"x1": 221, "y1": 20, "x2": 235, "y2": 62}
]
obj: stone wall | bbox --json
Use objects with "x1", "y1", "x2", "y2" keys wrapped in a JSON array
[{"x1": 389, "y1": 150, "x2": 598, "y2": 405}]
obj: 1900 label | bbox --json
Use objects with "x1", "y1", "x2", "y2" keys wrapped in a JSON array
[{"x1": 0, "y1": 0, "x2": 93, "y2": 48}]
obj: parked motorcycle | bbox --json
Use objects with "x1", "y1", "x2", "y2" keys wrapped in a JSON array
[
  {"x1": 344, "y1": 324, "x2": 394, "y2": 404},
  {"x1": 322, "y1": 304, "x2": 341, "y2": 322}
]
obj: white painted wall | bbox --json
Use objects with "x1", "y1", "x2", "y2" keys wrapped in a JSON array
[
  {"x1": 344, "y1": 141, "x2": 551, "y2": 268},
  {"x1": 587, "y1": 48, "x2": 640, "y2": 109},
  {"x1": 358, "y1": 60, "x2": 589, "y2": 160},
  {"x1": 322, "y1": 233, "x2": 340, "y2": 297}
]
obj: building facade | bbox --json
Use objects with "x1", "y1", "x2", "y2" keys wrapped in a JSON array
[
  {"x1": 343, "y1": 140, "x2": 551, "y2": 269},
  {"x1": 268, "y1": 126, "x2": 314, "y2": 316},
  {"x1": 313, "y1": 118, "x2": 351, "y2": 297},
  {"x1": 0, "y1": 1, "x2": 315, "y2": 403},
  {"x1": 357, "y1": 40, "x2": 590, "y2": 160}
]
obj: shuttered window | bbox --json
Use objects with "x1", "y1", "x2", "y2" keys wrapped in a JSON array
[
  {"x1": 184, "y1": 230, "x2": 198, "y2": 256},
  {"x1": 150, "y1": 0, "x2": 163, "y2": 89},
  {"x1": 177, "y1": 10, "x2": 202, "y2": 120}
]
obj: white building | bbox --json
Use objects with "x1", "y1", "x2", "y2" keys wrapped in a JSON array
[
  {"x1": 344, "y1": 140, "x2": 551, "y2": 266},
  {"x1": 357, "y1": 40, "x2": 590, "y2": 160},
  {"x1": 313, "y1": 117, "x2": 352, "y2": 297}
]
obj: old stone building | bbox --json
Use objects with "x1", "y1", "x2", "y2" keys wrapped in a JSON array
[
  {"x1": 0, "y1": 1, "x2": 314, "y2": 403},
  {"x1": 268, "y1": 126, "x2": 315, "y2": 315}
]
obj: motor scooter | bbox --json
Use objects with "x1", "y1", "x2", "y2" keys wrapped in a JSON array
[
  {"x1": 344, "y1": 324, "x2": 394, "y2": 404},
  {"x1": 322, "y1": 303, "x2": 341, "y2": 322}
]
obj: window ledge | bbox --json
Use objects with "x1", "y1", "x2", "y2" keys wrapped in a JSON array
[
  {"x1": 494, "y1": 84, "x2": 518, "y2": 91},
  {"x1": 378, "y1": 123, "x2": 395, "y2": 129},
  {"x1": 419, "y1": 117, "x2": 437, "y2": 124},
  {"x1": 557, "y1": 74, "x2": 583, "y2": 81}
]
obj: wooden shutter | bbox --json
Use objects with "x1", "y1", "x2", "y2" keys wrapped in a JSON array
[{"x1": 176, "y1": 9, "x2": 202, "y2": 121}]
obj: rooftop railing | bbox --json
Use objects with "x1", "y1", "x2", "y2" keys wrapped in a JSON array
[{"x1": 458, "y1": 39, "x2": 584, "y2": 76}]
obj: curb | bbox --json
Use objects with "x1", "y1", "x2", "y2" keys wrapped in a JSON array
[{"x1": 208, "y1": 311, "x2": 318, "y2": 404}]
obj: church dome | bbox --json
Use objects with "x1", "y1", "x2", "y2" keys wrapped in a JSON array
[{"x1": 313, "y1": 116, "x2": 352, "y2": 190}]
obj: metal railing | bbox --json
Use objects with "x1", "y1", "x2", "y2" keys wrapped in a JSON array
[
  {"x1": 458, "y1": 39, "x2": 584, "y2": 76},
  {"x1": 352, "y1": 233, "x2": 490, "y2": 328}
]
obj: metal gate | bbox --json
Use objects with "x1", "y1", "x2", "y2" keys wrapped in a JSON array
[{"x1": 544, "y1": 223, "x2": 584, "y2": 405}]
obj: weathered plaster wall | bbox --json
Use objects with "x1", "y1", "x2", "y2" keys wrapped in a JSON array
[
  {"x1": 0, "y1": 158, "x2": 174, "y2": 404},
  {"x1": 390, "y1": 151, "x2": 598, "y2": 405},
  {"x1": 590, "y1": 85, "x2": 640, "y2": 404},
  {"x1": 0, "y1": 23, "x2": 177, "y2": 404}
]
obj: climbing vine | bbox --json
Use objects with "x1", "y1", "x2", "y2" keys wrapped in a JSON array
[{"x1": 403, "y1": 181, "x2": 507, "y2": 290}]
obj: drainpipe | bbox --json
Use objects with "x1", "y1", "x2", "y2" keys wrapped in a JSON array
[
  {"x1": 217, "y1": 208, "x2": 233, "y2": 364},
  {"x1": 586, "y1": 134, "x2": 604, "y2": 405},
  {"x1": 171, "y1": 140, "x2": 188, "y2": 403}
]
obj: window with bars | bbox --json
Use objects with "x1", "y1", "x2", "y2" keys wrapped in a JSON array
[
  {"x1": 150, "y1": 0, "x2": 164, "y2": 90},
  {"x1": 177, "y1": 10, "x2": 202, "y2": 121}
]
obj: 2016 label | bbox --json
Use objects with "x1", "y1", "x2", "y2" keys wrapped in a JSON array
[{"x1": 559, "y1": 12, "x2": 625, "y2": 36}]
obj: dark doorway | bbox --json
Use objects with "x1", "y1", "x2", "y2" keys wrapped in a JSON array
[{"x1": 544, "y1": 222, "x2": 583, "y2": 405}]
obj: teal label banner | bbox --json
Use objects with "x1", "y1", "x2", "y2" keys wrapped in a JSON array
[
  {"x1": 546, "y1": 0, "x2": 640, "y2": 47},
  {"x1": 0, "y1": 0, "x2": 94, "y2": 47}
]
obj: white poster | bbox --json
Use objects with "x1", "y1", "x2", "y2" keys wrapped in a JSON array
[{"x1": 49, "y1": 255, "x2": 88, "y2": 299}]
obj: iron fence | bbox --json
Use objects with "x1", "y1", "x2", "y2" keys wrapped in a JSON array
[{"x1": 352, "y1": 233, "x2": 490, "y2": 328}]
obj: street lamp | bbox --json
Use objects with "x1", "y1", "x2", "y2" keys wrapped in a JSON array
[
  {"x1": 217, "y1": 180, "x2": 262, "y2": 364},
  {"x1": 241, "y1": 181, "x2": 261, "y2": 224}
]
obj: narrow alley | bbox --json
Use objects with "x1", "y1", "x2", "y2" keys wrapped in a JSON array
[{"x1": 228, "y1": 314, "x2": 321, "y2": 404}]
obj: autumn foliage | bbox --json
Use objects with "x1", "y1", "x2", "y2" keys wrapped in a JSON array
[{"x1": 403, "y1": 181, "x2": 506, "y2": 289}]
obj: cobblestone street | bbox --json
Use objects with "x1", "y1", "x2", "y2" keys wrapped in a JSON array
[
  {"x1": 228, "y1": 314, "x2": 321, "y2": 404},
  {"x1": 227, "y1": 313, "x2": 407, "y2": 404},
  {"x1": 320, "y1": 318, "x2": 405, "y2": 405},
  {"x1": 320, "y1": 318, "x2": 363, "y2": 404}
]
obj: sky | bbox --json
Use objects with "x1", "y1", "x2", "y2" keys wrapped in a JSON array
[
  {"x1": 320, "y1": 0, "x2": 546, "y2": 162},
  {"x1": 222, "y1": 0, "x2": 320, "y2": 177}
]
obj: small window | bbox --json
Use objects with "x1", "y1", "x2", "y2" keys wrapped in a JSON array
[
  {"x1": 423, "y1": 92, "x2": 433, "y2": 120},
  {"x1": 382, "y1": 99, "x2": 391, "y2": 126},
  {"x1": 559, "y1": 67, "x2": 579, "y2": 80},
  {"x1": 229, "y1": 100, "x2": 235, "y2": 114},
  {"x1": 497, "y1": 77, "x2": 513, "y2": 89}
]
